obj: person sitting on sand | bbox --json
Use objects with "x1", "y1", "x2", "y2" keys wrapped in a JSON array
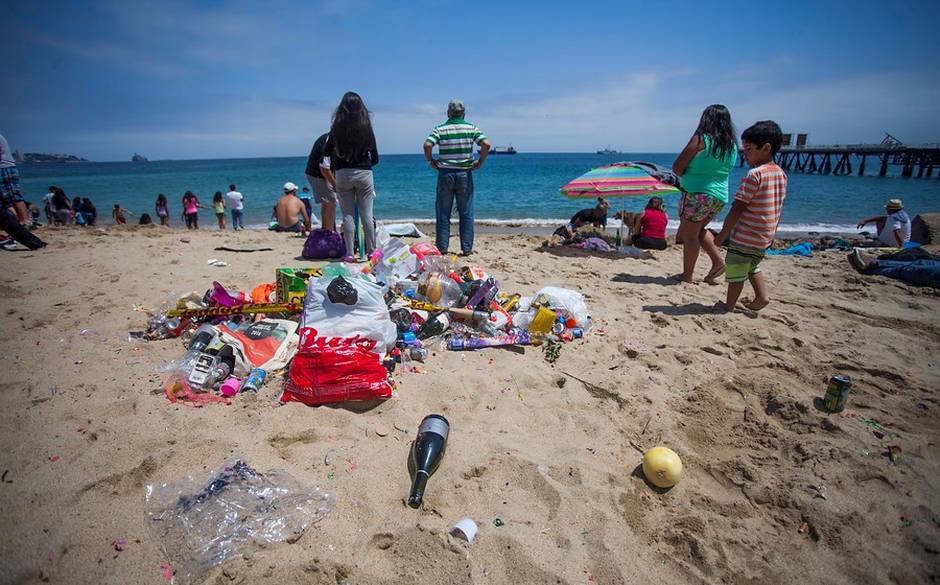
[
  {"x1": 856, "y1": 198, "x2": 910, "y2": 248},
  {"x1": 274, "y1": 182, "x2": 311, "y2": 234},
  {"x1": 715, "y1": 120, "x2": 787, "y2": 313},
  {"x1": 81, "y1": 197, "x2": 97, "y2": 226},
  {"x1": 847, "y1": 247, "x2": 940, "y2": 288},
  {"x1": 112, "y1": 204, "x2": 132, "y2": 224},
  {"x1": 559, "y1": 197, "x2": 609, "y2": 239},
  {"x1": 617, "y1": 197, "x2": 668, "y2": 250}
]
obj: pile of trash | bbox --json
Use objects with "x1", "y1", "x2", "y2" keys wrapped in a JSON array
[{"x1": 136, "y1": 235, "x2": 591, "y2": 407}]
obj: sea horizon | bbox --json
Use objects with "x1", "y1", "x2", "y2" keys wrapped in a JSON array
[{"x1": 17, "y1": 152, "x2": 939, "y2": 234}]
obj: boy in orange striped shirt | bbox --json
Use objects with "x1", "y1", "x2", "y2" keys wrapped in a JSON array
[{"x1": 715, "y1": 121, "x2": 787, "y2": 312}]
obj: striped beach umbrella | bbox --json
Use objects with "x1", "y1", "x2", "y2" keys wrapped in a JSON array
[{"x1": 559, "y1": 162, "x2": 680, "y2": 199}]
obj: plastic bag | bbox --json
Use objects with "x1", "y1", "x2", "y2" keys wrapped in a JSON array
[
  {"x1": 216, "y1": 318, "x2": 299, "y2": 373},
  {"x1": 145, "y1": 459, "x2": 334, "y2": 584},
  {"x1": 529, "y1": 286, "x2": 591, "y2": 327},
  {"x1": 283, "y1": 264, "x2": 396, "y2": 406},
  {"x1": 302, "y1": 228, "x2": 347, "y2": 259}
]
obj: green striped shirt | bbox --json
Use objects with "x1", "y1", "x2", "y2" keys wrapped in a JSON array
[{"x1": 426, "y1": 118, "x2": 487, "y2": 169}]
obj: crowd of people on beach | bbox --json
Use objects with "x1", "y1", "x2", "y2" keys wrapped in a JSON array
[{"x1": 1, "y1": 96, "x2": 936, "y2": 294}]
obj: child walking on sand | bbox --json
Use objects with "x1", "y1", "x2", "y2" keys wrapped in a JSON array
[{"x1": 715, "y1": 121, "x2": 787, "y2": 312}]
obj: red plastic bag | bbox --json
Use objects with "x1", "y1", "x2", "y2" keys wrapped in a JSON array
[{"x1": 281, "y1": 326, "x2": 392, "y2": 406}]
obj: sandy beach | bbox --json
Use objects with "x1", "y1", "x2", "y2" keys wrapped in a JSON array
[{"x1": 1, "y1": 224, "x2": 939, "y2": 585}]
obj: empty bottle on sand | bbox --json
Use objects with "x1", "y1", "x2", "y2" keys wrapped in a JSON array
[{"x1": 408, "y1": 414, "x2": 450, "y2": 508}]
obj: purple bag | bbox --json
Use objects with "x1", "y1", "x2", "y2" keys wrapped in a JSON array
[{"x1": 302, "y1": 229, "x2": 347, "y2": 259}]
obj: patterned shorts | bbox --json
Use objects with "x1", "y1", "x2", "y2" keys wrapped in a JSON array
[
  {"x1": 725, "y1": 244, "x2": 766, "y2": 283},
  {"x1": 679, "y1": 191, "x2": 724, "y2": 223},
  {"x1": 0, "y1": 167, "x2": 24, "y2": 208}
]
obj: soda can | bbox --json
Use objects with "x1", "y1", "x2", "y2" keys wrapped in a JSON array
[
  {"x1": 823, "y1": 375, "x2": 852, "y2": 413},
  {"x1": 240, "y1": 368, "x2": 267, "y2": 393}
]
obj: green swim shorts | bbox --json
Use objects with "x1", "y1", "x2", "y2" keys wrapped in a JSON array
[{"x1": 725, "y1": 244, "x2": 766, "y2": 283}]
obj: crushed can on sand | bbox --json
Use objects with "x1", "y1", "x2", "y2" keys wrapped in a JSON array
[{"x1": 823, "y1": 374, "x2": 852, "y2": 413}]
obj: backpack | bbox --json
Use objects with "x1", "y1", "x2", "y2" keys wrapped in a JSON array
[{"x1": 302, "y1": 228, "x2": 346, "y2": 259}]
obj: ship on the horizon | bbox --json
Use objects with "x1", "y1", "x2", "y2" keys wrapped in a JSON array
[
  {"x1": 131, "y1": 153, "x2": 149, "y2": 162},
  {"x1": 597, "y1": 146, "x2": 621, "y2": 155},
  {"x1": 488, "y1": 144, "x2": 517, "y2": 155}
]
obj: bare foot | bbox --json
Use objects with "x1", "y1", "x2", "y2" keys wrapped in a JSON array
[
  {"x1": 703, "y1": 264, "x2": 726, "y2": 285},
  {"x1": 745, "y1": 298, "x2": 770, "y2": 311},
  {"x1": 712, "y1": 301, "x2": 731, "y2": 313}
]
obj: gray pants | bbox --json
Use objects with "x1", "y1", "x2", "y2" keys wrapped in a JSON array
[{"x1": 334, "y1": 168, "x2": 376, "y2": 256}]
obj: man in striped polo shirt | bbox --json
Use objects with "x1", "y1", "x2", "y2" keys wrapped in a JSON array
[{"x1": 423, "y1": 99, "x2": 491, "y2": 255}]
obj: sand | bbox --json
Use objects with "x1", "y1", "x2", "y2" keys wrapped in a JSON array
[{"x1": 1, "y1": 224, "x2": 939, "y2": 585}]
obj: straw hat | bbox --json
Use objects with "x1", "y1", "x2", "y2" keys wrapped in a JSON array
[{"x1": 885, "y1": 198, "x2": 903, "y2": 212}]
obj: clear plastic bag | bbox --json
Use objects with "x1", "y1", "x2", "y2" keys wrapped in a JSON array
[{"x1": 145, "y1": 459, "x2": 334, "y2": 583}]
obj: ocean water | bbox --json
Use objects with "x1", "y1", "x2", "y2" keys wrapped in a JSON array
[{"x1": 16, "y1": 153, "x2": 940, "y2": 233}]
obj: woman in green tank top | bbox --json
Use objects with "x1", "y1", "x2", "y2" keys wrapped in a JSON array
[{"x1": 672, "y1": 105, "x2": 738, "y2": 284}]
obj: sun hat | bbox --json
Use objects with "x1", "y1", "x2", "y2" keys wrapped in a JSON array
[
  {"x1": 283, "y1": 182, "x2": 298, "y2": 192},
  {"x1": 886, "y1": 198, "x2": 903, "y2": 211}
]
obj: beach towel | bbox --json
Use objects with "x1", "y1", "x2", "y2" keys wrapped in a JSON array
[
  {"x1": 381, "y1": 223, "x2": 427, "y2": 238},
  {"x1": 767, "y1": 242, "x2": 814, "y2": 256}
]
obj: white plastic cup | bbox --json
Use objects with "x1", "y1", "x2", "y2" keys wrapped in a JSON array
[{"x1": 450, "y1": 518, "x2": 478, "y2": 543}]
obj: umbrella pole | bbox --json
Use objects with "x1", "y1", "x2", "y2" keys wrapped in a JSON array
[{"x1": 617, "y1": 199, "x2": 625, "y2": 247}]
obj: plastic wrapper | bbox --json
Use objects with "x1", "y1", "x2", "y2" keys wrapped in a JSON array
[
  {"x1": 145, "y1": 459, "x2": 334, "y2": 583},
  {"x1": 371, "y1": 237, "x2": 419, "y2": 285}
]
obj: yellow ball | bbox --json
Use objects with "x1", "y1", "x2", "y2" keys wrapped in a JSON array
[{"x1": 642, "y1": 446, "x2": 682, "y2": 488}]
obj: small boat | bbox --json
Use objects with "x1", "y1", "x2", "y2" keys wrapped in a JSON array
[
  {"x1": 488, "y1": 144, "x2": 517, "y2": 155},
  {"x1": 597, "y1": 146, "x2": 621, "y2": 155},
  {"x1": 131, "y1": 153, "x2": 149, "y2": 162}
]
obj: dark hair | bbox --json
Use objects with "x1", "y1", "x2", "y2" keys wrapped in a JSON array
[
  {"x1": 695, "y1": 104, "x2": 737, "y2": 160},
  {"x1": 229, "y1": 184, "x2": 236, "y2": 191},
  {"x1": 73, "y1": 197, "x2": 82, "y2": 206},
  {"x1": 183, "y1": 190, "x2": 195, "y2": 200},
  {"x1": 213, "y1": 191, "x2": 223, "y2": 203},
  {"x1": 48, "y1": 185, "x2": 56, "y2": 191},
  {"x1": 645, "y1": 197, "x2": 664, "y2": 211},
  {"x1": 114, "y1": 204, "x2": 120, "y2": 209},
  {"x1": 156, "y1": 193, "x2": 167, "y2": 205},
  {"x1": 742, "y1": 120, "x2": 784, "y2": 154},
  {"x1": 139, "y1": 213, "x2": 153, "y2": 225},
  {"x1": 330, "y1": 91, "x2": 376, "y2": 163}
]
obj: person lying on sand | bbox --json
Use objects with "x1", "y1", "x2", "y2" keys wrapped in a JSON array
[
  {"x1": 274, "y1": 182, "x2": 311, "y2": 234},
  {"x1": 847, "y1": 247, "x2": 940, "y2": 288}
]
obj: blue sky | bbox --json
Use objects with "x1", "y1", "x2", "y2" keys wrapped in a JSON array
[{"x1": 4, "y1": 0, "x2": 940, "y2": 161}]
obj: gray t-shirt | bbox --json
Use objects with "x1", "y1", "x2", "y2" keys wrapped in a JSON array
[
  {"x1": 878, "y1": 210, "x2": 911, "y2": 246},
  {"x1": 0, "y1": 134, "x2": 15, "y2": 168}
]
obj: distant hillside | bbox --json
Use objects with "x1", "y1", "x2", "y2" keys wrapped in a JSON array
[{"x1": 14, "y1": 151, "x2": 90, "y2": 164}]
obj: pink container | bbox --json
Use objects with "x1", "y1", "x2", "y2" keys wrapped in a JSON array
[{"x1": 220, "y1": 377, "x2": 242, "y2": 397}]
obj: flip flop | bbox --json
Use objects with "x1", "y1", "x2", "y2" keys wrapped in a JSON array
[{"x1": 703, "y1": 265, "x2": 725, "y2": 285}]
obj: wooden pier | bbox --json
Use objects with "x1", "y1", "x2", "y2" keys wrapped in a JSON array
[{"x1": 741, "y1": 134, "x2": 940, "y2": 178}]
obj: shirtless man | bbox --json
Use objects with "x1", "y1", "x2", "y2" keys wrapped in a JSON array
[{"x1": 274, "y1": 182, "x2": 311, "y2": 234}]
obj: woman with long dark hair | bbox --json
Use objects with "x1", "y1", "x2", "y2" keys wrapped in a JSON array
[
  {"x1": 324, "y1": 91, "x2": 379, "y2": 258},
  {"x1": 181, "y1": 190, "x2": 202, "y2": 230},
  {"x1": 672, "y1": 104, "x2": 737, "y2": 283}
]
